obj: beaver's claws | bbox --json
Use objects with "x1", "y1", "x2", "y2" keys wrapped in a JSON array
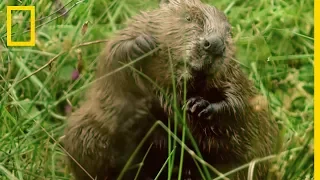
[{"x1": 185, "y1": 96, "x2": 215, "y2": 120}]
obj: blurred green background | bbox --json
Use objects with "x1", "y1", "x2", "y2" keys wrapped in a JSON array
[{"x1": 0, "y1": 0, "x2": 314, "y2": 179}]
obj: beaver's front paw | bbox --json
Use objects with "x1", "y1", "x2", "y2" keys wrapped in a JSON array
[
  {"x1": 130, "y1": 34, "x2": 157, "y2": 60},
  {"x1": 185, "y1": 96, "x2": 215, "y2": 120}
]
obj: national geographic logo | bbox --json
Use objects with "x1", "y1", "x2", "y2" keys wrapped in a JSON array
[{"x1": 6, "y1": 6, "x2": 35, "y2": 47}]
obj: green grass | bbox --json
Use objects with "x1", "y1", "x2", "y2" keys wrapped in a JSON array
[{"x1": 0, "y1": 0, "x2": 314, "y2": 179}]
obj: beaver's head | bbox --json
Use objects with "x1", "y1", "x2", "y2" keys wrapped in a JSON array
[{"x1": 137, "y1": 0, "x2": 235, "y2": 90}]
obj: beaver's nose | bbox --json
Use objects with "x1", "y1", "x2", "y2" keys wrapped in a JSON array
[{"x1": 201, "y1": 35, "x2": 225, "y2": 56}]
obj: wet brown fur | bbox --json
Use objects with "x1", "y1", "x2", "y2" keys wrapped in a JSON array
[{"x1": 62, "y1": 0, "x2": 279, "y2": 179}]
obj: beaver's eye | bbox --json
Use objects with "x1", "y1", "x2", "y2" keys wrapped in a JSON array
[
  {"x1": 225, "y1": 25, "x2": 233, "y2": 36},
  {"x1": 185, "y1": 15, "x2": 192, "y2": 22}
]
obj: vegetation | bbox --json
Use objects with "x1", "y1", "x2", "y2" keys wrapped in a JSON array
[{"x1": 0, "y1": 0, "x2": 313, "y2": 179}]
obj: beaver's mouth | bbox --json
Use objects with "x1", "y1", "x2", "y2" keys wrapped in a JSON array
[
  {"x1": 188, "y1": 43, "x2": 226, "y2": 72},
  {"x1": 189, "y1": 55, "x2": 225, "y2": 74}
]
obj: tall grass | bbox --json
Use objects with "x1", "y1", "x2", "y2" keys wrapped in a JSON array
[{"x1": 0, "y1": 0, "x2": 313, "y2": 179}]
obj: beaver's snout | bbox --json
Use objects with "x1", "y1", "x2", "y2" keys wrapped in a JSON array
[{"x1": 201, "y1": 34, "x2": 225, "y2": 57}]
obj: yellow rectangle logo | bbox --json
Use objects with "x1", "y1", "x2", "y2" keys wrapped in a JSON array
[{"x1": 7, "y1": 6, "x2": 35, "y2": 47}]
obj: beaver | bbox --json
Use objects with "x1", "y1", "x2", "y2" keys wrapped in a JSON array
[{"x1": 62, "y1": 0, "x2": 279, "y2": 179}]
